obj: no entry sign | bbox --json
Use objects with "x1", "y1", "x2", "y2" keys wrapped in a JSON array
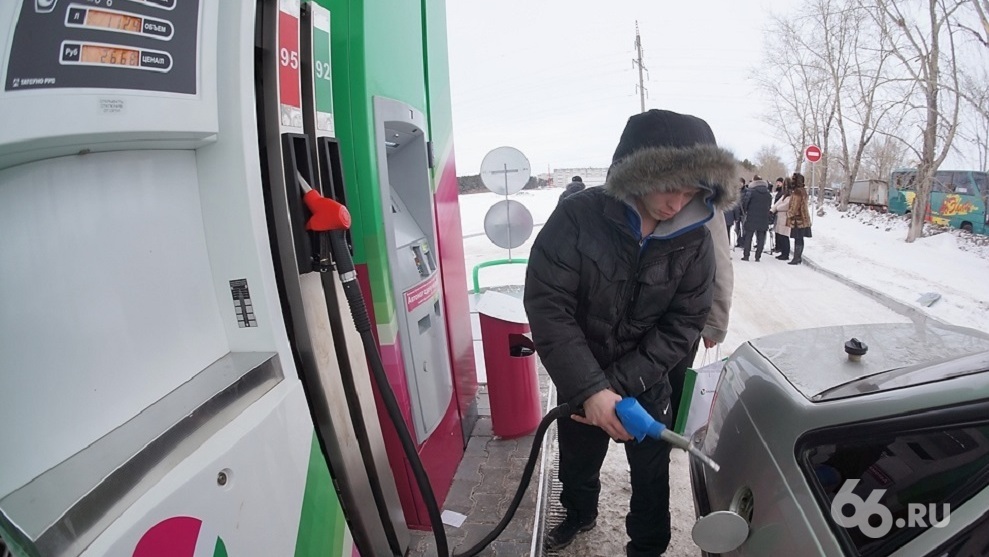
[{"x1": 805, "y1": 145, "x2": 822, "y2": 163}]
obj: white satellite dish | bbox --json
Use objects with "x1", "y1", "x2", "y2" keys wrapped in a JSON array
[
  {"x1": 480, "y1": 146, "x2": 531, "y2": 195},
  {"x1": 483, "y1": 199, "x2": 534, "y2": 250}
]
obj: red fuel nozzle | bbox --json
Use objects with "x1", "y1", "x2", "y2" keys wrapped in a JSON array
[{"x1": 303, "y1": 189, "x2": 352, "y2": 232}]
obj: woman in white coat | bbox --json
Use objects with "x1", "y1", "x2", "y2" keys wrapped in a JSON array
[{"x1": 771, "y1": 178, "x2": 792, "y2": 260}]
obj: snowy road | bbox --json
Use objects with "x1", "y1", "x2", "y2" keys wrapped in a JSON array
[{"x1": 554, "y1": 247, "x2": 910, "y2": 557}]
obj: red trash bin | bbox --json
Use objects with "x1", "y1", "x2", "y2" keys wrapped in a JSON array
[{"x1": 476, "y1": 291, "x2": 541, "y2": 438}]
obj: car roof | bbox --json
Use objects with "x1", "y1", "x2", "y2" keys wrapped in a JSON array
[{"x1": 749, "y1": 322, "x2": 989, "y2": 401}]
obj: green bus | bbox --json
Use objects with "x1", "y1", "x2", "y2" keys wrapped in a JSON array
[{"x1": 887, "y1": 169, "x2": 989, "y2": 234}]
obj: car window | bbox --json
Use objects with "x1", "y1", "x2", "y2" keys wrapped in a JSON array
[
  {"x1": 926, "y1": 508, "x2": 989, "y2": 556},
  {"x1": 798, "y1": 415, "x2": 989, "y2": 556}
]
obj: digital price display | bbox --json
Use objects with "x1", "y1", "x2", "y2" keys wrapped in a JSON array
[
  {"x1": 80, "y1": 45, "x2": 140, "y2": 67},
  {"x1": 85, "y1": 9, "x2": 143, "y2": 33},
  {"x1": 6, "y1": 0, "x2": 198, "y2": 93}
]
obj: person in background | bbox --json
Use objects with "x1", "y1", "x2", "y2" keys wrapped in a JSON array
[
  {"x1": 733, "y1": 178, "x2": 746, "y2": 247},
  {"x1": 525, "y1": 109, "x2": 737, "y2": 556},
  {"x1": 771, "y1": 177, "x2": 793, "y2": 260},
  {"x1": 773, "y1": 177, "x2": 785, "y2": 198},
  {"x1": 723, "y1": 206, "x2": 735, "y2": 248},
  {"x1": 668, "y1": 213, "x2": 734, "y2": 425},
  {"x1": 767, "y1": 178, "x2": 784, "y2": 254},
  {"x1": 559, "y1": 175, "x2": 586, "y2": 202},
  {"x1": 739, "y1": 176, "x2": 772, "y2": 261},
  {"x1": 788, "y1": 172, "x2": 812, "y2": 265}
]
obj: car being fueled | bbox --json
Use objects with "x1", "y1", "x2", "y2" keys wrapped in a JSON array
[{"x1": 688, "y1": 322, "x2": 989, "y2": 557}]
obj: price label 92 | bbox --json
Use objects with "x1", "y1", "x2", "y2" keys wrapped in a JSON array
[{"x1": 314, "y1": 60, "x2": 332, "y2": 81}]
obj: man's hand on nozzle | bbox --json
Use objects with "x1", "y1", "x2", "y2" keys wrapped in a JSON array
[{"x1": 571, "y1": 389, "x2": 632, "y2": 442}]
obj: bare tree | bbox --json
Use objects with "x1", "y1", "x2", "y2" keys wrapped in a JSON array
[
  {"x1": 755, "y1": 15, "x2": 829, "y2": 173},
  {"x1": 957, "y1": 71, "x2": 989, "y2": 170},
  {"x1": 800, "y1": 0, "x2": 904, "y2": 210},
  {"x1": 859, "y1": 132, "x2": 911, "y2": 179},
  {"x1": 958, "y1": 0, "x2": 989, "y2": 44},
  {"x1": 755, "y1": 145, "x2": 788, "y2": 182},
  {"x1": 867, "y1": 0, "x2": 965, "y2": 242},
  {"x1": 757, "y1": 15, "x2": 836, "y2": 217}
]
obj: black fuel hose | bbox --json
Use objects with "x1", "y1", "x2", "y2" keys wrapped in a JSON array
[
  {"x1": 328, "y1": 229, "x2": 567, "y2": 557},
  {"x1": 454, "y1": 401, "x2": 569, "y2": 557}
]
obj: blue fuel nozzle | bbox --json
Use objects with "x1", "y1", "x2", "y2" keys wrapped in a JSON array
[
  {"x1": 615, "y1": 397, "x2": 721, "y2": 473},
  {"x1": 615, "y1": 397, "x2": 665, "y2": 442}
]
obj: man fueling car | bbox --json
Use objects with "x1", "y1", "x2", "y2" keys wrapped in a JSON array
[{"x1": 525, "y1": 109, "x2": 737, "y2": 556}]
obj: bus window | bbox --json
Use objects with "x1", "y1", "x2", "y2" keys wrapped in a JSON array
[
  {"x1": 952, "y1": 171, "x2": 972, "y2": 195},
  {"x1": 972, "y1": 172, "x2": 987, "y2": 196}
]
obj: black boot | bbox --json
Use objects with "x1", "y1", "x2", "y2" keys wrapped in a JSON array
[
  {"x1": 789, "y1": 242, "x2": 803, "y2": 264},
  {"x1": 545, "y1": 516, "x2": 597, "y2": 551}
]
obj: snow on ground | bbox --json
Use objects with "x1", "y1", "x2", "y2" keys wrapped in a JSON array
[
  {"x1": 810, "y1": 204, "x2": 989, "y2": 332},
  {"x1": 458, "y1": 187, "x2": 989, "y2": 556}
]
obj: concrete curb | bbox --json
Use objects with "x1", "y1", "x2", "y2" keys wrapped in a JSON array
[{"x1": 801, "y1": 256, "x2": 953, "y2": 328}]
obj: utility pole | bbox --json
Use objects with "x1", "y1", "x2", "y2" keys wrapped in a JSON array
[{"x1": 633, "y1": 21, "x2": 648, "y2": 113}]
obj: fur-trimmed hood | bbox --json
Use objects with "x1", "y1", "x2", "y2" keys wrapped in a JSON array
[
  {"x1": 605, "y1": 143, "x2": 739, "y2": 210},
  {"x1": 602, "y1": 110, "x2": 739, "y2": 239},
  {"x1": 604, "y1": 110, "x2": 738, "y2": 214}
]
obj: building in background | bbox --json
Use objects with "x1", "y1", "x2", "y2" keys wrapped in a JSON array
[{"x1": 552, "y1": 167, "x2": 608, "y2": 188}]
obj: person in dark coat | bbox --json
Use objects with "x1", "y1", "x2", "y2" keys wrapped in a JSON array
[
  {"x1": 723, "y1": 206, "x2": 735, "y2": 244},
  {"x1": 524, "y1": 109, "x2": 737, "y2": 556},
  {"x1": 559, "y1": 175, "x2": 586, "y2": 202},
  {"x1": 733, "y1": 178, "x2": 746, "y2": 245},
  {"x1": 739, "y1": 177, "x2": 773, "y2": 261}
]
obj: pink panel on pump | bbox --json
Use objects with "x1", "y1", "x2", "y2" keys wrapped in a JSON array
[{"x1": 433, "y1": 150, "x2": 479, "y2": 420}]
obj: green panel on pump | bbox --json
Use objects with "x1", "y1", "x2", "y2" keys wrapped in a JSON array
[{"x1": 308, "y1": 2, "x2": 335, "y2": 136}]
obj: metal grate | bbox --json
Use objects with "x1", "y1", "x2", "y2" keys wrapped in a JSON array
[
  {"x1": 532, "y1": 398, "x2": 566, "y2": 557},
  {"x1": 541, "y1": 447, "x2": 567, "y2": 557}
]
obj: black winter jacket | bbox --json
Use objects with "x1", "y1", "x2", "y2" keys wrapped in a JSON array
[
  {"x1": 741, "y1": 181, "x2": 773, "y2": 231},
  {"x1": 524, "y1": 188, "x2": 716, "y2": 407}
]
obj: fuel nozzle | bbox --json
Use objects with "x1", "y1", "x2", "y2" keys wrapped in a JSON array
[
  {"x1": 295, "y1": 171, "x2": 353, "y2": 274},
  {"x1": 615, "y1": 397, "x2": 720, "y2": 473},
  {"x1": 296, "y1": 171, "x2": 351, "y2": 232}
]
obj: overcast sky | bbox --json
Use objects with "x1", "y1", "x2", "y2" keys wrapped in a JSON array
[{"x1": 446, "y1": 0, "x2": 800, "y2": 178}]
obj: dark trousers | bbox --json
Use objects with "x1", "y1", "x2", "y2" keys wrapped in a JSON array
[
  {"x1": 775, "y1": 233, "x2": 790, "y2": 258},
  {"x1": 741, "y1": 229, "x2": 767, "y2": 259},
  {"x1": 558, "y1": 391, "x2": 673, "y2": 556}
]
